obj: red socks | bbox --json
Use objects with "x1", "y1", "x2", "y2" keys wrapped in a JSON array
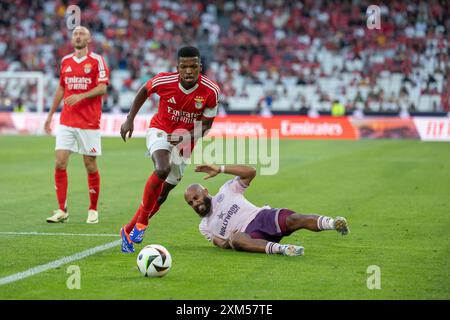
[
  {"x1": 125, "y1": 196, "x2": 163, "y2": 234},
  {"x1": 125, "y1": 173, "x2": 166, "y2": 233},
  {"x1": 88, "y1": 171, "x2": 100, "y2": 210},
  {"x1": 54, "y1": 169, "x2": 100, "y2": 211},
  {"x1": 136, "y1": 172, "x2": 164, "y2": 226},
  {"x1": 55, "y1": 168, "x2": 68, "y2": 211},
  {"x1": 125, "y1": 206, "x2": 142, "y2": 234},
  {"x1": 148, "y1": 200, "x2": 161, "y2": 220}
]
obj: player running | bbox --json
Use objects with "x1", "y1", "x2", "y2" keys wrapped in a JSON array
[
  {"x1": 184, "y1": 164, "x2": 350, "y2": 256},
  {"x1": 44, "y1": 26, "x2": 109, "y2": 224},
  {"x1": 119, "y1": 46, "x2": 220, "y2": 253}
]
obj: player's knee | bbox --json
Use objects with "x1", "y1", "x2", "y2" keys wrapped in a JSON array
[
  {"x1": 229, "y1": 233, "x2": 245, "y2": 251},
  {"x1": 55, "y1": 159, "x2": 68, "y2": 170},
  {"x1": 154, "y1": 165, "x2": 171, "y2": 179},
  {"x1": 83, "y1": 158, "x2": 97, "y2": 173}
]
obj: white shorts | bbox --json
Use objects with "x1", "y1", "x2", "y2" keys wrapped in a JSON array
[
  {"x1": 146, "y1": 128, "x2": 187, "y2": 185},
  {"x1": 55, "y1": 125, "x2": 102, "y2": 156}
]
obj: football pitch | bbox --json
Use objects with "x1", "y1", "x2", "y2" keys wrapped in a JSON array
[{"x1": 0, "y1": 135, "x2": 448, "y2": 300}]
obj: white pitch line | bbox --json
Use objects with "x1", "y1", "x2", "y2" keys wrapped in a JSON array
[
  {"x1": 0, "y1": 231, "x2": 119, "y2": 237},
  {"x1": 0, "y1": 239, "x2": 121, "y2": 286}
]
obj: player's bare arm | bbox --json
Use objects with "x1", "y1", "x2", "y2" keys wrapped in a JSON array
[
  {"x1": 65, "y1": 83, "x2": 107, "y2": 106},
  {"x1": 44, "y1": 85, "x2": 65, "y2": 134},
  {"x1": 195, "y1": 164, "x2": 256, "y2": 186},
  {"x1": 120, "y1": 85, "x2": 148, "y2": 141},
  {"x1": 212, "y1": 236, "x2": 231, "y2": 249}
]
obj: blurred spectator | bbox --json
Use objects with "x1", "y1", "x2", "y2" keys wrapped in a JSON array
[{"x1": 331, "y1": 100, "x2": 345, "y2": 116}]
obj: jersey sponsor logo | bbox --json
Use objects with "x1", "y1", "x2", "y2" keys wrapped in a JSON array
[
  {"x1": 64, "y1": 76, "x2": 92, "y2": 90},
  {"x1": 219, "y1": 204, "x2": 240, "y2": 237},
  {"x1": 64, "y1": 66, "x2": 72, "y2": 73},
  {"x1": 194, "y1": 96, "x2": 205, "y2": 109},
  {"x1": 83, "y1": 63, "x2": 92, "y2": 74},
  {"x1": 167, "y1": 106, "x2": 202, "y2": 124}
]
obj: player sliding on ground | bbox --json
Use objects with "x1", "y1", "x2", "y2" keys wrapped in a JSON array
[
  {"x1": 184, "y1": 165, "x2": 349, "y2": 256},
  {"x1": 119, "y1": 46, "x2": 220, "y2": 253}
]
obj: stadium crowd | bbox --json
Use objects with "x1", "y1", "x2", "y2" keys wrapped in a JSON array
[{"x1": 0, "y1": 0, "x2": 449, "y2": 115}]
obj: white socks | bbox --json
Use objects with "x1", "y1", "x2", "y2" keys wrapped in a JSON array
[
  {"x1": 265, "y1": 242, "x2": 282, "y2": 254},
  {"x1": 317, "y1": 216, "x2": 335, "y2": 230}
]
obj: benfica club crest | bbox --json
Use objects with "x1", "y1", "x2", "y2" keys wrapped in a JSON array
[
  {"x1": 83, "y1": 63, "x2": 92, "y2": 74},
  {"x1": 194, "y1": 96, "x2": 205, "y2": 109}
]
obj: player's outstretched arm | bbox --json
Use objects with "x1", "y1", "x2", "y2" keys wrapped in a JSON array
[
  {"x1": 195, "y1": 164, "x2": 256, "y2": 186},
  {"x1": 120, "y1": 85, "x2": 148, "y2": 142},
  {"x1": 44, "y1": 85, "x2": 64, "y2": 134}
]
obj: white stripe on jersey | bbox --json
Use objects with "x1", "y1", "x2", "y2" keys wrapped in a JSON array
[
  {"x1": 152, "y1": 74, "x2": 179, "y2": 86},
  {"x1": 89, "y1": 52, "x2": 106, "y2": 71},
  {"x1": 202, "y1": 77, "x2": 221, "y2": 93},
  {"x1": 201, "y1": 80, "x2": 219, "y2": 103},
  {"x1": 152, "y1": 78, "x2": 178, "y2": 89}
]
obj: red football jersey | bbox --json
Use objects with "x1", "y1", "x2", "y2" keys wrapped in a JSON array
[
  {"x1": 146, "y1": 72, "x2": 220, "y2": 133},
  {"x1": 59, "y1": 52, "x2": 110, "y2": 129}
]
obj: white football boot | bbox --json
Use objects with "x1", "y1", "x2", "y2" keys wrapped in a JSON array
[
  {"x1": 46, "y1": 209, "x2": 69, "y2": 223},
  {"x1": 281, "y1": 244, "x2": 305, "y2": 256},
  {"x1": 86, "y1": 209, "x2": 99, "y2": 224}
]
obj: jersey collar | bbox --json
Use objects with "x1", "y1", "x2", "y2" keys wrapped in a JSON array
[
  {"x1": 178, "y1": 82, "x2": 199, "y2": 95},
  {"x1": 72, "y1": 52, "x2": 89, "y2": 64}
]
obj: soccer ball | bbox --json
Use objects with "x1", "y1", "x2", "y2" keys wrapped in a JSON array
[{"x1": 136, "y1": 244, "x2": 172, "y2": 277}]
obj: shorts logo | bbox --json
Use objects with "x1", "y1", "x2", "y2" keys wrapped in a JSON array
[
  {"x1": 84, "y1": 63, "x2": 92, "y2": 74},
  {"x1": 194, "y1": 96, "x2": 205, "y2": 109},
  {"x1": 156, "y1": 132, "x2": 163, "y2": 138},
  {"x1": 89, "y1": 147, "x2": 97, "y2": 153}
]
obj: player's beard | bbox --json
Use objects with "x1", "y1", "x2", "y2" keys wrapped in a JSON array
[
  {"x1": 74, "y1": 43, "x2": 87, "y2": 50},
  {"x1": 73, "y1": 38, "x2": 88, "y2": 50},
  {"x1": 197, "y1": 196, "x2": 212, "y2": 217}
]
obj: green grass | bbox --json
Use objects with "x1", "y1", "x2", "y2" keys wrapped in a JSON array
[{"x1": 0, "y1": 136, "x2": 449, "y2": 299}]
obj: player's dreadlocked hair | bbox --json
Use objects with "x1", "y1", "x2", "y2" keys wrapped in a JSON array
[{"x1": 177, "y1": 46, "x2": 201, "y2": 60}]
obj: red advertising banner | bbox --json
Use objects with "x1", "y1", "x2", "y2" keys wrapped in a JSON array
[
  {"x1": 3, "y1": 113, "x2": 447, "y2": 142},
  {"x1": 209, "y1": 116, "x2": 358, "y2": 140},
  {"x1": 2, "y1": 113, "x2": 359, "y2": 140}
]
